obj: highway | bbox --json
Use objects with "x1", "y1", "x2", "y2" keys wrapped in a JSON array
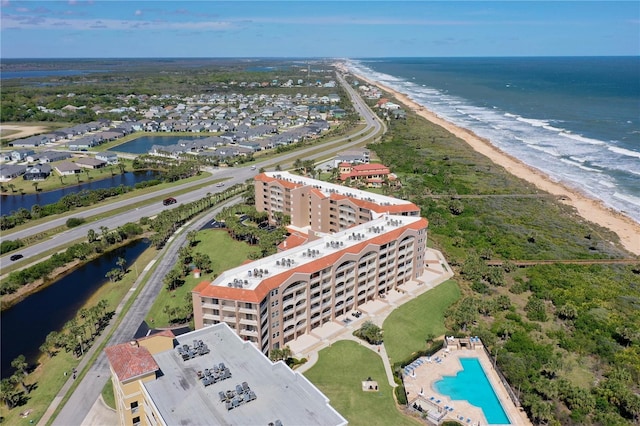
[
  {"x1": 1, "y1": 71, "x2": 382, "y2": 269},
  {"x1": 39, "y1": 71, "x2": 384, "y2": 425}
]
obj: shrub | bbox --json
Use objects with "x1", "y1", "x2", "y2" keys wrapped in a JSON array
[
  {"x1": 394, "y1": 382, "x2": 408, "y2": 405},
  {"x1": 0, "y1": 239, "x2": 23, "y2": 254},
  {"x1": 525, "y1": 297, "x2": 548, "y2": 322},
  {"x1": 66, "y1": 217, "x2": 86, "y2": 228}
]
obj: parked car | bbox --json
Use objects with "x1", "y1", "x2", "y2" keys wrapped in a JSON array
[
  {"x1": 163, "y1": 197, "x2": 177, "y2": 206},
  {"x1": 10, "y1": 254, "x2": 24, "y2": 261}
]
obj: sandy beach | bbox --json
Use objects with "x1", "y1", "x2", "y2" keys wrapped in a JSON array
[{"x1": 347, "y1": 70, "x2": 640, "y2": 257}]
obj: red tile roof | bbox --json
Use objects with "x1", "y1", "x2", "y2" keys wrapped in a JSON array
[
  {"x1": 255, "y1": 173, "x2": 300, "y2": 190},
  {"x1": 104, "y1": 342, "x2": 159, "y2": 382},
  {"x1": 277, "y1": 232, "x2": 308, "y2": 251},
  {"x1": 193, "y1": 217, "x2": 428, "y2": 304},
  {"x1": 329, "y1": 193, "x2": 420, "y2": 215}
]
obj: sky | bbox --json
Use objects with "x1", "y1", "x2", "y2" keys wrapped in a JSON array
[{"x1": 1, "y1": 1, "x2": 638, "y2": 58}]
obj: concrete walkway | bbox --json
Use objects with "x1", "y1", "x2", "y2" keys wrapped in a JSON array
[
  {"x1": 292, "y1": 248, "x2": 453, "y2": 393},
  {"x1": 71, "y1": 248, "x2": 452, "y2": 425}
]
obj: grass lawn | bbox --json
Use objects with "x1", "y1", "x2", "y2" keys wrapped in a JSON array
[
  {"x1": 304, "y1": 340, "x2": 421, "y2": 426},
  {"x1": 101, "y1": 379, "x2": 116, "y2": 410},
  {"x1": 383, "y1": 280, "x2": 461, "y2": 363},
  {"x1": 145, "y1": 229, "x2": 260, "y2": 326}
]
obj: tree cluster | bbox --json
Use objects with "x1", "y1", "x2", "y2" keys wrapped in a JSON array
[{"x1": 1, "y1": 223, "x2": 143, "y2": 295}]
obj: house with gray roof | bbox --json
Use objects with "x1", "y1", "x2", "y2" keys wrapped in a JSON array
[
  {"x1": 75, "y1": 157, "x2": 107, "y2": 169},
  {"x1": 26, "y1": 151, "x2": 71, "y2": 164},
  {"x1": 0, "y1": 164, "x2": 26, "y2": 181},
  {"x1": 11, "y1": 149, "x2": 35, "y2": 161},
  {"x1": 23, "y1": 164, "x2": 52, "y2": 181},
  {"x1": 96, "y1": 152, "x2": 119, "y2": 164}
]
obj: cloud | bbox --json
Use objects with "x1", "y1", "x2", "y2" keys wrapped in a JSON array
[{"x1": 1, "y1": 14, "x2": 235, "y2": 31}]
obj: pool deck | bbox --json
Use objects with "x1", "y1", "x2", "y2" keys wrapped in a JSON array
[
  {"x1": 403, "y1": 340, "x2": 531, "y2": 426},
  {"x1": 287, "y1": 248, "x2": 530, "y2": 426}
]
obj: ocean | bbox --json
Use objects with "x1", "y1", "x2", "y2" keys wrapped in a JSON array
[{"x1": 344, "y1": 57, "x2": 640, "y2": 224}]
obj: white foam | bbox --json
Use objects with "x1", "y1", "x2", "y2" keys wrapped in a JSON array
[
  {"x1": 613, "y1": 192, "x2": 640, "y2": 208},
  {"x1": 559, "y1": 132, "x2": 606, "y2": 146},
  {"x1": 598, "y1": 179, "x2": 616, "y2": 189},
  {"x1": 608, "y1": 146, "x2": 640, "y2": 159},
  {"x1": 343, "y1": 60, "x2": 640, "y2": 224},
  {"x1": 516, "y1": 116, "x2": 551, "y2": 127}
]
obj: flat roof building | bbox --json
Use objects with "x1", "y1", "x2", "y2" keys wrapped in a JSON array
[
  {"x1": 193, "y1": 211, "x2": 428, "y2": 354},
  {"x1": 104, "y1": 323, "x2": 347, "y2": 426},
  {"x1": 255, "y1": 171, "x2": 420, "y2": 234}
]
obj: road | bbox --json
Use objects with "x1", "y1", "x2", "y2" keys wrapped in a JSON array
[
  {"x1": 48, "y1": 198, "x2": 240, "y2": 426},
  {"x1": 1, "y1": 72, "x2": 382, "y2": 269},
  {"x1": 40, "y1": 71, "x2": 384, "y2": 425}
]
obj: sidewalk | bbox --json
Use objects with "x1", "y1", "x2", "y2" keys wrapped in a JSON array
[{"x1": 293, "y1": 248, "x2": 453, "y2": 391}]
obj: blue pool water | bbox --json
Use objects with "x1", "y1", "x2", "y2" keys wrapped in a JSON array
[{"x1": 434, "y1": 358, "x2": 510, "y2": 425}]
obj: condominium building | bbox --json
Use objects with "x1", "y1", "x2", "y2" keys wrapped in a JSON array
[
  {"x1": 254, "y1": 171, "x2": 420, "y2": 234},
  {"x1": 104, "y1": 323, "x2": 347, "y2": 426},
  {"x1": 192, "y1": 213, "x2": 428, "y2": 354}
]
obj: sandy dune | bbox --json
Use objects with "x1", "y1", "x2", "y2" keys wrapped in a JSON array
[{"x1": 348, "y1": 71, "x2": 640, "y2": 256}]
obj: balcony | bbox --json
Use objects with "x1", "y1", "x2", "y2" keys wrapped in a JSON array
[{"x1": 239, "y1": 317, "x2": 258, "y2": 326}]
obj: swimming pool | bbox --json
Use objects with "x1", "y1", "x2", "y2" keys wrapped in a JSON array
[{"x1": 434, "y1": 357, "x2": 511, "y2": 425}]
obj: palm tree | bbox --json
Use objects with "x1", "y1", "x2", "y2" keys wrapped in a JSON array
[
  {"x1": 7, "y1": 183, "x2": 15, "y2": 193},
  {"x1": 83, "y1": 169, "x2": 90, "y2": 181},
  {"x1": 32, "y1": 181, "x2": 39, "y2": 192},
  {"x1": 87, "y1": 228, "x2": 97, "y2": 243},
  {"x1": 186, "y1": 230, "x2": 198, "y2": 247},
  {"x1": 10, "y1": 355, "x2": 28, "y2": 393},
  {"x1": 0, "y1": 378, "x2": 18, "y2": 409},
  {"x1": 58, "y1": 175, "x2": 65, "y2": 185},
  {"x1": 117, "y1": 163, "x2": 126, "y2": 174},
  {"x1": 116, "y1": 257, "x2": 127, "y2": 274},
  {"x1": 31, "y1": 203, "x2": 42, "y2": 219},
  {"x1": 293, "y1": 158, "x2": 303, "y2": 173},
  {"x1": 100, "y1": 226, "x2": 109, "y2": 240}
]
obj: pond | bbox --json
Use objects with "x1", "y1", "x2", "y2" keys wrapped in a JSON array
[
  {"x1": 0, "y1": 239, "x2": 150, "y2": 378},
  {"x1": 0, "y1": 170, "x2": 160, "y2": 216},
  {"x1": 112, "y1": 135, "x2": 207, "y2": 154}
]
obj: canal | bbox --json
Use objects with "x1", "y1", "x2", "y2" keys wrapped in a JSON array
[
  {"x1": 0, "y1": 170, "x2": 160, "y2": 216},
  {"x1": 0, "y1": 239, "x2": 150, "y2": 378}
]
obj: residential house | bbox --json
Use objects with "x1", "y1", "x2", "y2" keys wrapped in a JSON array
[
  {"x1": 54, "y1": 161, "x2": 82, "y2": 175},
  {"x1": 95, "y1": 153, "x2": 119, "y2": 164},
  {"x1": 339, "y1": 163, "x2": 396, "y2": 188},
  {"x1": 75, "y1": 157, "x2": 107, "y2": 169},
  {"x1": 0, "y1": 164, "x2": 26, "y2": 181},
  {"x1": 26, "y1": 151, "x2": 71, "y2": 164},
  {"x1": 11, "y1": 149, "x2": 35, "y2": 162},
  {"x1": 23, "y1": 164, "x2": 52, "y2": 181}
]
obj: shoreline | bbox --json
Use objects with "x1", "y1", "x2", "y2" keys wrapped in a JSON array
[{"x1": 348, "y1": 70, "x2": 640, "y2": 257}]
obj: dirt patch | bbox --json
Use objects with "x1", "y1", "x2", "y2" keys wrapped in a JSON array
[{"x1": 0, "y1": 124, "x2": 50, "y2": 141}]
